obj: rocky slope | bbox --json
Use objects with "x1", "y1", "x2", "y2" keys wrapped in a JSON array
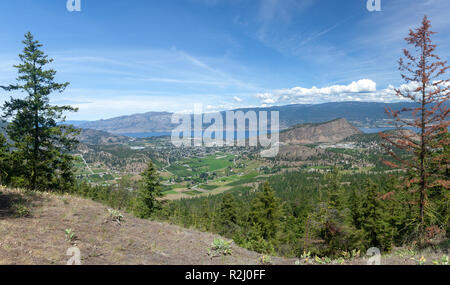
[
  {"x1": 78, "y1": 128, "x2": 131, "y2": 145},
  {"x1": 280, "y1": 118, "x2": 363, "y2": 144}
]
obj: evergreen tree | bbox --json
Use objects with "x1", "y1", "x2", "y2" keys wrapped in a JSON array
[
  {"x1": 324, "y1": 167, "x2": 343, "y2": 209},
  {"x1": 360, "y1": 180, "x2": 394, "y2": 251},
  {"x1": 0, "y1": 134, "x2": 8, "y2": 185},
  {"x1": 1, "y1": 32, "x2": 79, "y2": 191},
  {"x1": 348, "y1": 187, "x2": 363, "y2": 230},
  {"x1": 246, "y1": 182, "x2": 281, "y2": 253},
  {"x1": 134, "y1": 161, "x2": 162, "y2": 218},
  {"x1": 199, "y1": 199, "x2": 212, "y2": 231},
  {"x1": 429, "y1": 130, "x2": 449, "y2": 232},
  {"x1": 217, "y1": 193, "x2": 238, "y2": 236}
]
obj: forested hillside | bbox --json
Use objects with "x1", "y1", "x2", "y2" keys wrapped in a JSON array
[{"x1": 155, "y1": 170, "x2": 449, "y2": 258}]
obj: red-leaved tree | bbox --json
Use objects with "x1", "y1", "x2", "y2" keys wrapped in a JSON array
[{"x1": 380, "y1": 16, "x2": 449, "y2": 238}]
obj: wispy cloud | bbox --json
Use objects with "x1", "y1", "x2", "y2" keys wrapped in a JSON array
[
  {"x1": 233, "y1": 96, "x2": 243, "y2": 102},
  {"x1": 0, "y1": 47, "x2": 260, "y2": 120},
  {"x1": 256, "y1": 0, "x2": 314, "y2": 41},
  {"x1": 48, "y1": 48, "x2": 260, "y2": 92},
  {"x1": 297, "y1": 18, "x2": 350, "y2": 46},
  {"x1": 234, "y1": 0, "x2": 450, "y2": 89}
]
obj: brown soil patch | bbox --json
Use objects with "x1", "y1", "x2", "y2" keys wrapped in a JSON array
[{"x1": 0, "y1": 188, "x2": 293, "y2": 265}]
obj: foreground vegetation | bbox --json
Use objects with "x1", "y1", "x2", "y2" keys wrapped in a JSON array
[
  {"x1": 1, "y1": 187, "x2": 448, "y2": 265},
  {"x1": 156, "y1": 170, "x2": 449, "y2": 258}
]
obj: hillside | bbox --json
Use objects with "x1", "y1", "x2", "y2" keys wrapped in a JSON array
[
  {"x1": 0, "y1": 188, "x2": 292, "y2": 265},
  {"x1": 344, "y1": 129, "x2": 420, "y2": 144},
  {"x1": 78, "y1": 128, "x2": 132, "y2": 145},
  {"x1": 280, "y1": 118, "x2": 363, "y2": 144},
  {"x1": 68, "y1": 102, "x2": 420, "y2": 135},
  {"x1": 76, "y1": 112, "x2": 177, "y2": 135}
]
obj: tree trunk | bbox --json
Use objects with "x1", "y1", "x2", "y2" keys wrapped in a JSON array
[
  {"x1": 33, "y1": 108, "x2": 38, "y2": 191},
  {"x1": 419, "y1": 40, "x2": 427, "y2": 238},
  {"x1": 32, "y1": 60, "x2": 38, "y2": 191}
]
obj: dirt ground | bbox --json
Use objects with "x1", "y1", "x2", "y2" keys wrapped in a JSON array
[
  {"x1": 0, "y1": 188, "x2": 293, "y2": 265},
  {"x1": 0, "y1": 188, "x2": 447, "y2": 265}
]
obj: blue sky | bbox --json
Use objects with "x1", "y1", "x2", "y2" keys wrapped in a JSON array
[{"x1": 0, "y1": 0, "x2": 449, "y2": 120}]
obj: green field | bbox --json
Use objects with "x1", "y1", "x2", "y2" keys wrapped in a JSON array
[
  {"x1": 184, "y1": 190, "x2": 203, "y2": 195},
  {"x1": 166, "y1": 164, "x2": 192, "y2": 177},
  {"x1": 198, "y1": 184, "x2": 219, "y2": 190},
  {"x1": 162, "y1": 190, "x2": 178, "y2": 195},
  {"x1": 167, "y1": 154, "x2": 235, "y2": 177},
  {"x1": 88, "y1": 173, "x2": 115, "y2": 182}
]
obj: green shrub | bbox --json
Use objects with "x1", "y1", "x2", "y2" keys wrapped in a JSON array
[
  {"x1": 65, "y1": 228, "x2": 77, "y2": 241},
  {"x1": 107, "y1": 208, "x2": 124, "y2": 223},
  {"x1": 12, "y1": 203, "x2": 30, "y2": 217},
  {"x1": 259, "y1": 255, "x2": 272, "y2": 264},
  {"x1": 208, "y1": 238, "x2": 232, "y2": 256}
]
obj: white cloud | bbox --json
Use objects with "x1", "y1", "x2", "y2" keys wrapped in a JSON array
[{"x1": 255, "y1": 79, "x2": 415, "y2": 105}]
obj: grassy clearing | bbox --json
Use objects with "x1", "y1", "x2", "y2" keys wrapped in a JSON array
[
  {"x1": 162, "y1": 190, "x2": 178, "y2": 195},
  {"x1": 198, "y1": 184, "x2": 219, "y2": 190},
  {"x1": 166, "y1": 165, "x2": 192, "y2": 177},
  {"x1": 166, "y1": 154, "x2": 235, "y2": 178},
  {"x1": 184, "y1": 190, "x2": 203, "y2": 195},
  {"x1": 217, "y1": 175, "x2": 239, "y2": 183}
]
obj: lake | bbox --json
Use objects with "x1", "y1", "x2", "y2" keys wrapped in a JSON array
[{"x1": 121, "y1": 127, "x2": 416, "y2": 138}]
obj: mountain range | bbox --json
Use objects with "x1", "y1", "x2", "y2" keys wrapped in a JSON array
[{"x1": 68, "y1": 102, "x2": 418, "y2": 135}]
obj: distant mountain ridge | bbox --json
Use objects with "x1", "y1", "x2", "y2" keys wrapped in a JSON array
[
  {"x1": 67, "y1": 101, "x2": 420, "y2": 135},
  {"x1": 1, "y1": 121, "x2": 130, "y2": 146},
  {"x1": 76, "y1": 111, "x2": 176, "y2": 134}
]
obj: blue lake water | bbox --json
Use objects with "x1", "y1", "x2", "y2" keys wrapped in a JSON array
[
  {"x1": 120, "y1": 130, "x2": 275, "y2": 139},
  {"x1": 121, "y1": 128, "x2": 415, "y2": 138},
  {"x1": 120, "y1": 132, "x2": 172, "y2": 138},
  {"x1": 360, "y1": 127, "x2": 395, "y2": 134}
]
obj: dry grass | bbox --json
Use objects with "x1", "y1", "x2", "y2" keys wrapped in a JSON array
[{"x1": 0, "y1": 188, "x2": 292, "y2": 265}]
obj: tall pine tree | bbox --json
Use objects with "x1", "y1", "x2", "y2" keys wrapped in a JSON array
[
  {"x1": 360, "y1": 180, "x2": 394, "y2": 251},
  {"x1": 245, "y1": 182, "x2": 281, "y2": 253},
  {"x1": 134, "y1": 161, "x2": 162, "y2": 218},
  {"x1": 217, "y1": 193, "x2": 238, "y2": 236},
  {"x1": 380, "y1": 16, "x2": 449, "y2": 238},
  {"x1": 1, "y1": 32, "x2": 79, "y2": 191}
]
